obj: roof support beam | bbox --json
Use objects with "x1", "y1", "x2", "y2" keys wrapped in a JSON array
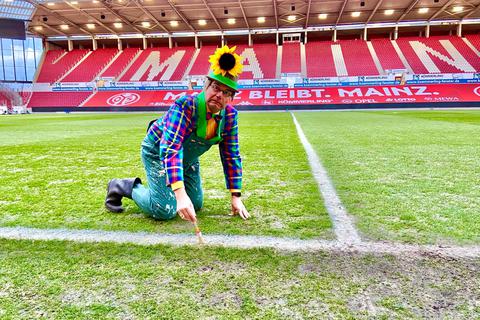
[
  {"x1": 168, "y1": 0, "x2": 197, "y2": 32},
  {"x1": 238, "y1": 0, "x2": 250, "y2": 29},
  {"x1": 396, "y1": 0, "x2": 420, "y2": 23},
  {"x1": 132, "y1": 0, "x2": 170, "y2": 33},
  {"x1": 428, "y1": 0, "x2": 456, "y2": 22},
  {"x1": 335, "y1": 0, "x2": 349, "y2": 26},
  {"x1": 100, "y1": 2, "x2": 144, "y2": 34},
  {"x1": 273, "y1": 0, "x2": 279, "y2": 29},
  {"x1": 304, "y1": 0, "x2": 312, "y2": 29},
  {"x1": 25, "y1": 0, "x2": 92, "y2": 35},
  {"x1": 462, "y1": 2, "x2": 480, "y2": 19},
  {"x1": 365, "y1": 0, "x2": 385, "y2": 24},
  {"x1": 63, "y1": 0, "x2": 118, "y2": 34},
  {"x1": 38, "y1": 21, "x2": 67, "y2": 36},
  {"x1": 200, "y1": 0, "x2": 223, "y2": 31}
]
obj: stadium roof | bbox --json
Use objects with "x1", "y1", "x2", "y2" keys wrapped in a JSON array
[
  {"x1": 26, "y1": 0, "x2": 480, "y2": 38},
  {"x1": 0, "y1": 0, "x2": 36, "y2": 21}
]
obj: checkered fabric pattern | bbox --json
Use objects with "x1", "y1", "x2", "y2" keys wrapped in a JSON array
[{"x1": 147, "y1": 94, "x2": 242, "y2": 192}]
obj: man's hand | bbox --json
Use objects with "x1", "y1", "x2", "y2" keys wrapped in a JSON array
[
  {"x1": 174, "y1": 187, "x2": 197, "y2": 223},
  {"x1": 230, "y1": 196, "x2": 250, "y2": 220}
]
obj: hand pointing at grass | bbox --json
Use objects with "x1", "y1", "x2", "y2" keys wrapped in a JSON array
[{"x1": 174, "y1": 188, "x2": 197, "y2": 223}]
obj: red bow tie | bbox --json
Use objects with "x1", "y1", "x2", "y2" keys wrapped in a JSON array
[{"x1": 206, "y1": 112, "x2": 223, "y2": 122}]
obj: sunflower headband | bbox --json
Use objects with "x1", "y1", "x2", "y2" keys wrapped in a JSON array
[{"x1": 208, "y1": 45, "x2": 243, "y2": 78}]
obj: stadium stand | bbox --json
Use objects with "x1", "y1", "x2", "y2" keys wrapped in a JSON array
[
  {"x1": 28, "y1": 91, "x2": 92, "y2": 107},
  {"x1": 305, "y1": 41, "x2": 337, "y2": 77},
  {"x1": 465, "y1": 34, "x2": 480, "y2": 52},
  {"x1": 36, "y1": 49, "x2": 89, "y2": 83},
  {"x1": 188, "y1": 45, "x2": 218, "y2": 76},
  {"x1": 35, "y1": 50, "x2": 65, "y2": 83},
  {"x1": 224, "y1": 44, "x2": 276, "y2": 79},
  {"x1": 370, "y1": 39, "x2": 407, "y2": 72},
  {"x1": 281, "y1": 42, "x2": 301, "y2": 74},
  {"x1": 119, "y1": 47, "x2": 195, "y2": 81},
  {"x1": 62, "y1": 48, "x2": 118, "y2": 82},
  {"x1": 0, "y1": 92, "x2": 12, "y2": 109},
  {"x1": 243, "y1": 43, "x2": 277, "y2": 79},
  {"x1": 100, "y1": 47, "x2": 141, "y2": 79},
  {"x1": 32, "y1": 36, "x2": 480, "y2": 89},
  {"x1": 396, "y1": 36, "x2": 477, "y2": 74},
  {"x1": 340, "y1": 40, "x2": 379, "y2": 76}
]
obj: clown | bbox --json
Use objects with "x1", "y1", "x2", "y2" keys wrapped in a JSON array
[{"x1": 105, "y1": 46, "x2": 250, "y2": 222}]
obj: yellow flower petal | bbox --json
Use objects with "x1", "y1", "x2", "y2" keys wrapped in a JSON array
[{"x1": 208, "y1": 45, "x2": 244, "y2": 77}]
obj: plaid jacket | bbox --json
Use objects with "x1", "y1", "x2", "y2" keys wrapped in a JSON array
[{"x1": 147, "y1": 94, "x2": 242, "y2": 192}]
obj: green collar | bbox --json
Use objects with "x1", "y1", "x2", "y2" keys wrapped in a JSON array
[{"x1": 196, "y1": 92, "x2": 225, "y2": 143}]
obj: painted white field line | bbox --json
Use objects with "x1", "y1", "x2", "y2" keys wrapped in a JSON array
[
  {"x1": 291, "y1": 112, "x2": 361, "y2": 244},
  {"x1": 1, "y1": 226, "x2": 480, "y2": 258}
]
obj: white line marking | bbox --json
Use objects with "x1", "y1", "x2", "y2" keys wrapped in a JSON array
[
  {"x1": 291, "y1": 112, "x2": 362, "y2": 244},
  {"x1": 1, "y1": 226, "x2": 479, "y2": 258}
]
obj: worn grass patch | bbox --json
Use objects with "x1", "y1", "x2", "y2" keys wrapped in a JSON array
[
  {"x1": 0, "y1": 113, "x2": 331, "y2": 239},
  {"x1": 0, "y1": 239, "x2": 478, "y2": 319},
  {"x1": 295, "y1": 110, "x2": 480, "y2": 245}
]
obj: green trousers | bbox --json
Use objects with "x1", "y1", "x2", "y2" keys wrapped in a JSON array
[{"x1": 132, "y1": 139, "x2": 204, "y2": 220}]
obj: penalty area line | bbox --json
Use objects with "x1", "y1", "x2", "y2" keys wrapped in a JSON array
[
  {"x1": 290, "y1": 112, "x2": 361, "y2": 245},
  {"x1": 0, "y1": 226, "x2": 479, "y2": 258}
]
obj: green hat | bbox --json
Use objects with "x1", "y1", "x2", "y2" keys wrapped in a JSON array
[
  {"x1": 207, "y1": 45, "x2": 244, "y2": 92},
  {"x1": 206, "y1": 72, "x2": 239, "y2": 91}
]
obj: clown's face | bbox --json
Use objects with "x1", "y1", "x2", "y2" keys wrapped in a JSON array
[{"x1": 204, "y1": 80, "x2": 235, "y2": 114}]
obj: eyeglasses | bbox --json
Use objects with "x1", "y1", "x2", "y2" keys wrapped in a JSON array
[{"x1": 209, "y1": 81, "x2": 235, "y2": 98}]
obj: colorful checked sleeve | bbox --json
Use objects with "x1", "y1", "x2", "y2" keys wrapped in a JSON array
[
  {"x1": 156, "y1": 95, "x2": 195, "y2": 190},
  {"x1": 219, "y1": 105, "x2": 242, "y2": 192}
]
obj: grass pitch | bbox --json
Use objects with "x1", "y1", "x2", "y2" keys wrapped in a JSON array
[
  {"x1": 0, "y1": 113, "x2": 331, "y2": 239},
  {"x1": 1, "y1": 110, "x2": 479, "y2": 319},
  {"x1": 0, "y1": 239, "x2": 478, "y2": 319},
  {"x1": 295, "y1": 110, "x2": 480, "y2": 245}
]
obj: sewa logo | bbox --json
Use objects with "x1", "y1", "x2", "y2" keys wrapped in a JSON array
[
  {"x1": 107, "y1": 93, "x2": 141, "y2": 106},
  {"x1": 474, "y1": 86, "x2": 480, "y2": 97}
]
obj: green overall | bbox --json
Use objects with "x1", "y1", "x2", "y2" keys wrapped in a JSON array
[{"x1": 131, "y1": 93, "x2": 226, "y2": 220}]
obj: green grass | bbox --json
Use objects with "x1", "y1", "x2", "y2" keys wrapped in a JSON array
[
  {"x1": 0, "y1": 239, "x2": 478, "y2": 319},
  {"x1": 295, "y1": 110, "x2": 480, "y2": 245},
  {"x1": 0, "y1": 113, "x2": 332, "y2": 239}
]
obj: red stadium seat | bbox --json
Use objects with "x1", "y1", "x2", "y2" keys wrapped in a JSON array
[
  {"x1": 62, "y1": 48, "x2": 119, "y2": 82},
  {"x1": 396, "y1": 36, "x2": 478, "y2": 74},
  {"x1": 100, "y1": 47, "x2": 141, "y2": 79},
  {"x1": 36, "y1": 49, "x2": 89, "y2": 83},
  {"x1": 188, "y1": 45, "x2": 218, "y2": 76},
  {"x1": 120, "y1": 47, "x2": 195, "y2": 81},
  {"x1": 306, "y1": 41, "x2": 337, "y2": 77},
  {"x1": 281, "y1": 42, "x2": 301, "y2": 74},
  {"x1": 370, "y1": 38, "x2": 406, "y2": 71},
  {"x1": 340, "y1": 40, "x2": 379, "y2": 76}
]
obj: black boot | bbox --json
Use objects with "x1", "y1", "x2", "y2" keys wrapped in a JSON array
[{"x1": 105, "y1": 178, "x2": 142, "y2": 213}]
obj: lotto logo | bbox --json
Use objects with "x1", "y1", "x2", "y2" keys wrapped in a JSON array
[{"x1": 107, "y1": 93, "x2": 141, "y2": 106}]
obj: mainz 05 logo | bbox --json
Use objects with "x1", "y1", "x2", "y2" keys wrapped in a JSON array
[
  {"x1": 474, "y1": 86, "x2": 480, "y2": 97},
  {"x1": 107, "y1": 93, "x2": 140, "y2": 106}
]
